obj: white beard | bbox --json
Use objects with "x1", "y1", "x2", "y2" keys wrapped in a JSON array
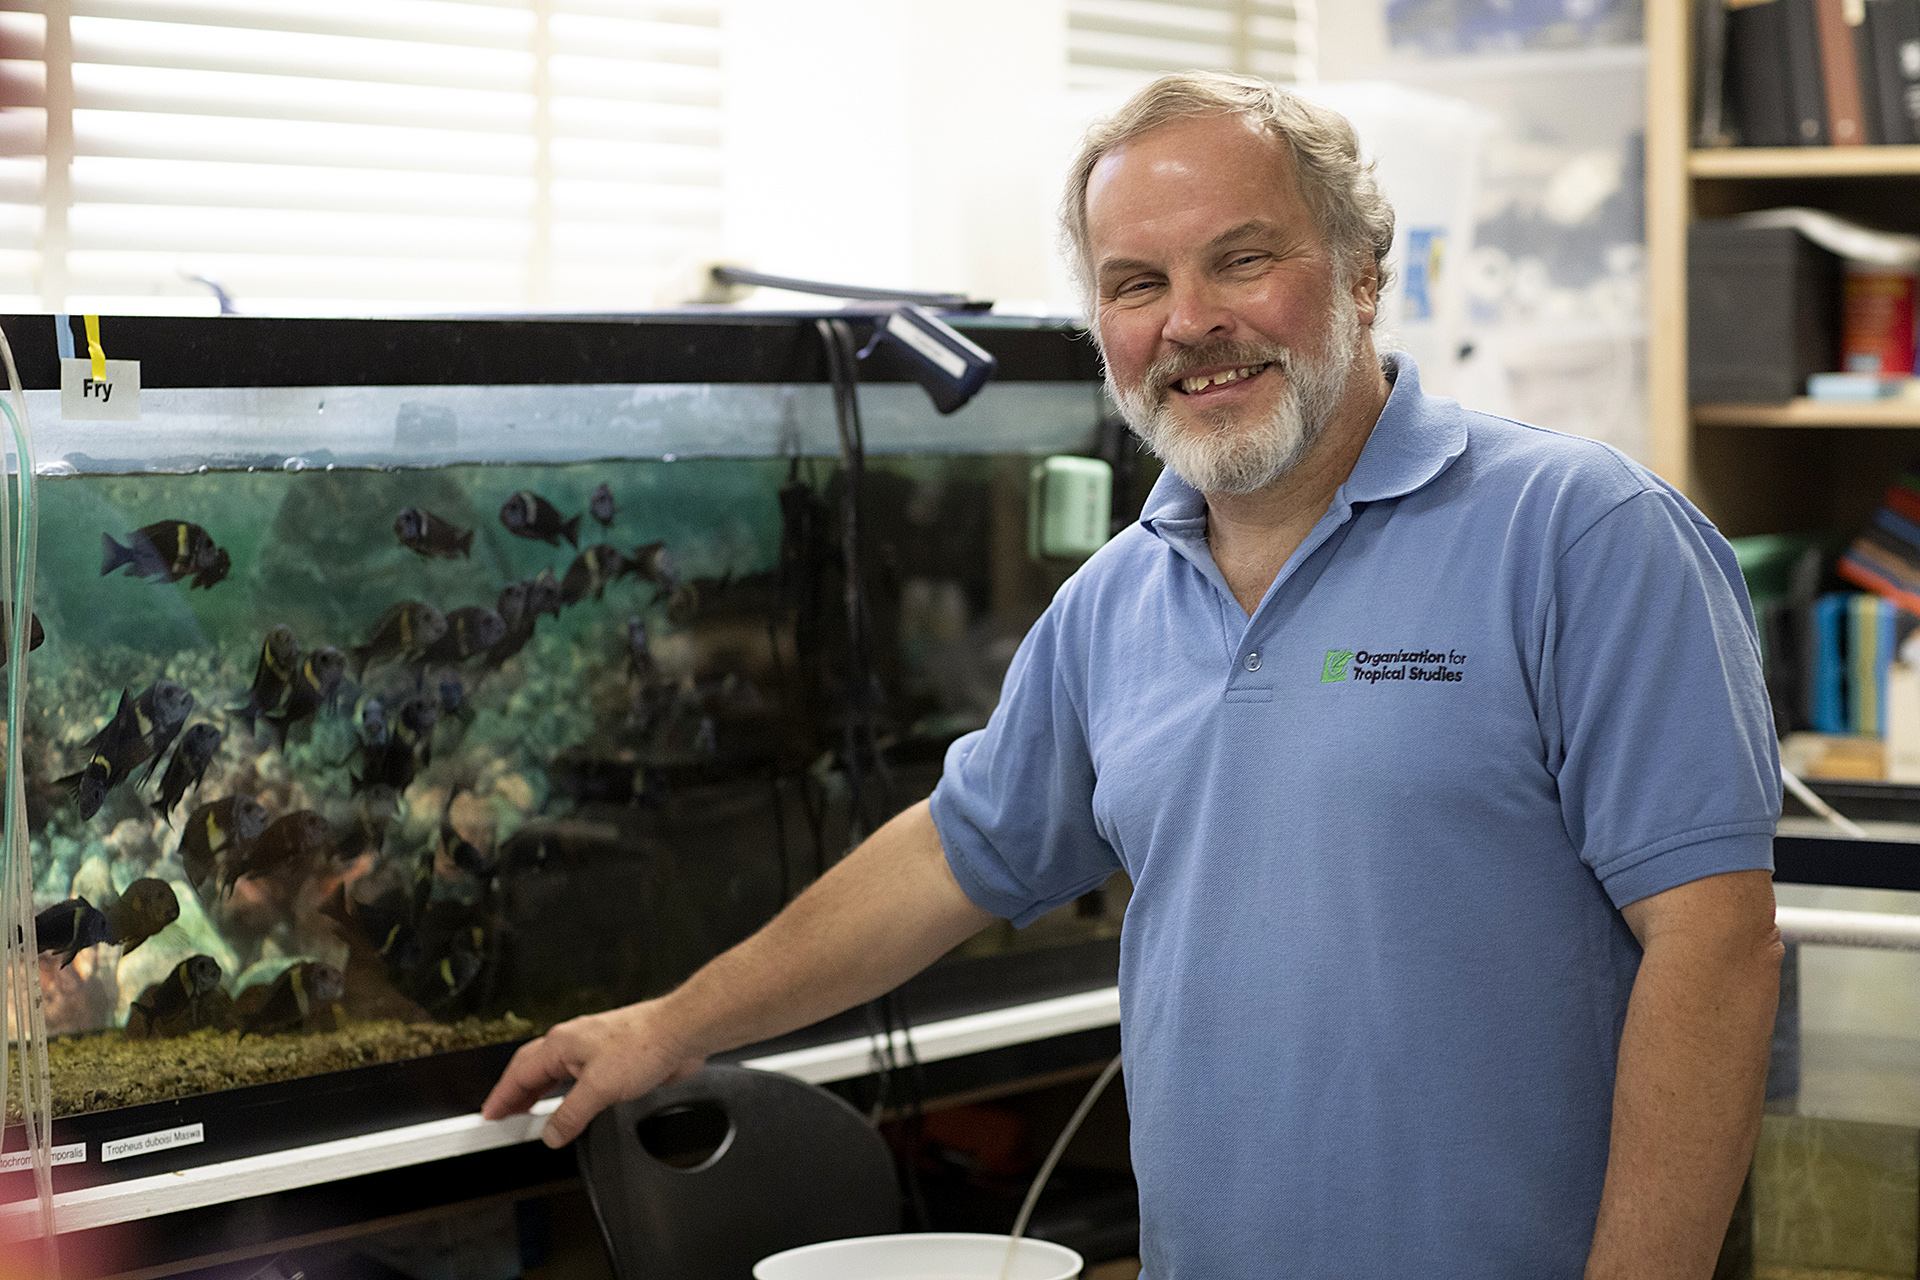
[{"x1": 1109, "y1": 288, "x2": 1362, "y2": 498}]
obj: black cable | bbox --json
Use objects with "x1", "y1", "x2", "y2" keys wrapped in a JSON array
[{"x1": 817, "y1": 317, "x2": 875, "y2": 846}]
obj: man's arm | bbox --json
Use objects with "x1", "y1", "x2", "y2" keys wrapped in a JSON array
[
  {"x1": 1585, "y1": 868, "x2": 1783, "y2": 1279},
  {"x1": 482, "y1": 799, "x2": 995, "y2": 1147}
]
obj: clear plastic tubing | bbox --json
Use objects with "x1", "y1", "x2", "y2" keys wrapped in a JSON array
[{"x1": 998, "y1": 1051, "x2": 1123, "y2": 1280}]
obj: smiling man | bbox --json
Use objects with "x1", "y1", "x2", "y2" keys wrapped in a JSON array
[{"x1": 485, "y1": 73, "x2": 1784, "y2": 1279}]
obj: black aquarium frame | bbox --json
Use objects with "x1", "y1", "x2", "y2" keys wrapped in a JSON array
[
  {"x1": 0, "y1": 311, "x2": 1105, "y2": 390},
  {"x1": 0, "y1": 310, "x2": 1122, "y2": 1192}
]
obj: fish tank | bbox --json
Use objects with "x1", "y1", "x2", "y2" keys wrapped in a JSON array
[{"x1": 0, "y1": 313, "x2": 1139, "y2": 1185}]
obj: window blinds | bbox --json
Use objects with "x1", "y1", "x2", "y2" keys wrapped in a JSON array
[
  {"x1": 0, "y1": 0, "x2": 723, "y2": 314},
  {"x1": 1067, "y1": 0, "x2": 1311, "y2": 93}
]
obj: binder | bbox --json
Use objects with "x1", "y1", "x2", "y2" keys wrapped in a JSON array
[
  {"x1": 1852, "y1": 591, "x2": 1885, "y2": 733},
  {"x1": 1817, "y1": 0, "x2": 1870, "y2": 143},
  {"x1": 1787, "y1": 0, "x2": 1834, "y2": 143},
  {"x1": 1730, "y1": 0, "x2": 1801, "y2": 145},
  {"x1": 1814, "y1": 591, "x2": 1852, "y2": 732},
  {"x1": 1863, "y1": 0, "x2": 1920, "y2": 144}
]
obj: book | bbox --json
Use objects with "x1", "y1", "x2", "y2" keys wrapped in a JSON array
[
  {"x1": 1851, "y1": 591, "x2": 1887, "y2": 732},
  {"x1": 1889, "y1": 661, "x2": 1920, "y2": 779},
  {"x1": 1787, "y1": 0, "x2": 1834, "y2": 143},
  {"x1": 1698, "y1": 0, "x2": 1733, "y2": 145},
  {"x1": 1863, "y1": 0, "x2": 1920, "y2": 143},
  {"x1": 1729, "y1": 0, "x2": 1800, "y2": 145},
  {"x1": 1817, "y1": 0, "x2": 1870, "y2": 143},
  {"x1": 1814, "y1": 591, "x2": 1852, "y2": 731}
]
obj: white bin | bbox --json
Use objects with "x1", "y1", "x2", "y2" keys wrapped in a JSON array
[{"x1": 754, "y1": 1231, "x2": 1083, "y2": 1280}]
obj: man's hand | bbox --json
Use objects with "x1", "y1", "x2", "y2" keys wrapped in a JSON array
[{"x1": 483, "y1": 998, "x2": 707, "y2": 1148}]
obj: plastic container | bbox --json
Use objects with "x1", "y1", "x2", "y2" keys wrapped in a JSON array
[{"x1": 753, "y1": 1232, "x2": 1083, "y2": 1280}]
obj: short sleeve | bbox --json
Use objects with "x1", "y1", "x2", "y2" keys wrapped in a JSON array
[
  {"x1": 929, "y1": 603, "x2": 1122, "y2": 927},
  {"x1": 1545, "y1": 489, "x2": 1780, "y2": 907}
]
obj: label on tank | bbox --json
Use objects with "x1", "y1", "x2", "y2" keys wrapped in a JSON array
[
  {"x1": 59, "y1": 357, "x2": 141, "y2": 421},
  {"x1": 0, "y1": 1143, "x2": 85, "y2": 1172},
  {"x1": 101, "y1": 1122, "x2": 202, "y2": 1163}
]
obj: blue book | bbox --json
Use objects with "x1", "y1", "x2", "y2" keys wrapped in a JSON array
[
  {"x1": 1873, "y1": 506, "x2": 1920, "y2": 556},
  {"x1": 1813, "y1": 592, "x2": 1852, "y2": 734}
]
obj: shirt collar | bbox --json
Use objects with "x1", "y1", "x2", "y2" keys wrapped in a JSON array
[{"x1": 1136, "y1": 351, "x2": 1467, "y2": 536}]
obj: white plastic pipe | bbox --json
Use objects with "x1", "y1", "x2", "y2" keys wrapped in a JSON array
[{"x1": 1776, "y1": 906, "x2": 1920, "y2": 952}]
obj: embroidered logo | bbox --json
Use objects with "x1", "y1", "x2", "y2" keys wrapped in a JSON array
[{"x1": 1320, "y1": 649, "x2": 1354, "y2": 683}]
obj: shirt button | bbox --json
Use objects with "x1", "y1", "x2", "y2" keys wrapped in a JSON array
[{"x1": 1244, "y1": 652, "x2": 1262, "y2": 671}]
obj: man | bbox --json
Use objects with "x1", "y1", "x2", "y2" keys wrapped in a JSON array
[{"x1": 486, "y1": 73, "x2": 1783, "y2": 1278}]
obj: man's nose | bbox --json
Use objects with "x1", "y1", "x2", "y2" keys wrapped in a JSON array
[{"x1": 1161, "y1": 276, "x2": 1234, "y2": 346}]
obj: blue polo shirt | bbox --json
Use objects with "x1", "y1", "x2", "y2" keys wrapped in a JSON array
[{"x1": 929, "y1": 354, "x2": 1779, "y2": 1279}]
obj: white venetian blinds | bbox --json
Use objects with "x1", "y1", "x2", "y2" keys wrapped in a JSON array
[
  {"x1": 0, "y1": 0, "x2": 723, "y2": 314},
  {"x1": 1067, "y1": 0, "x2": 1312, "y2": 92}
]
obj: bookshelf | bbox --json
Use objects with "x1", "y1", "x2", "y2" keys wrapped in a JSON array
[{"x1": 1647, "y1": 0, "x2": 1920, "y2": 533}]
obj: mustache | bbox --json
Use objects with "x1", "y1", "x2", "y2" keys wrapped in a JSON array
[{"x1": 1142, "y1": 340, "x2": 1297, "y2": 393}]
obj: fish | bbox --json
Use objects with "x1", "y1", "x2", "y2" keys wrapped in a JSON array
[
  {"x1": 359, "y1": 697, "x2": 388, "y2": 748},
  {"x1": 222, "y1": 810, "x2": 330, "y2": 893},
  {"x1": 438, "y1": 678, "x2": 466, "y2": 718},
  {"x1": 420, "y1": 606, "x2": 505, "y2": 666},
  {"x1": 34, "y1": 897, "x2": 110, "y2": 967},
  {"x1": 627, "y1": 541, "x2": 678, "y2": 592},
  {"x1": 483, "y1": 575, "x2": 551, "y2": 670},
  {"x1": 394, "y1": 507, "x2": 474, "y2": 559},
  {"x1": 320, "y1": 885, "x2": 421, "y2": 974},
  {"x1": 150, "y1": 722, "x2": 221, "y2": 821},
  {"x1": 437, "y1": 786, "x2": 491, "y2": 878},
  {"x1": 263, "y1": 646, "x2": 346, "y2": 744},
  {"x1": 589, "y1": 481, "x2": 616, "y2": 528},
  {"x1": 179, "y1": 794, "x2": 270, "y2": 891},
  {"x1": 356, "y1": 694, "x2": 440, "y2": 789},
  {"x1": 61, "y1": 679, "x2": 192, "y2": 819},
  {"x1": 494, "y1": 581, "x2": 528, "y2": 634},
  {"x1": 625, "y1": 615, "x2": 653, "y2": 680},
  {"x1": 101, "y1": 521, "x2": 230, "y2": 589},
  {"x1": 106, "y1": 878, "x2": 180, "y2": 954},
  {"x1": 560, "y1": 544, "x2": 629, "y2": 606},
  {"x1": 498, "y1": 490, "x2": 581, "y2": 548},
  {"x1": 348, "y1": 602, "x2": 447, "y2": 678},
  {"x1": 527, "y1": 566, "x2": 563, "y2": 619},
  {"x1": 238, "y1": 960, "x2": 345, "y2": 1038},
  {"x1": 0, "y1": 606, "x2": 43, "y2": 666},
  {"x1": 132, "y1": 680, "x2": 196, "y2": 784},
  {"x1": 232, "y1": 624, "x2": 299, "y2": 736},
  {"x1": 130, "y1": 955, "x2": 223, "y2": 1034}
]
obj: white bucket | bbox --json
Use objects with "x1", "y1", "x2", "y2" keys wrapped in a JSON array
[{"x1": 753, "y1": 1231, "x2": 1084, "y2": 1280}]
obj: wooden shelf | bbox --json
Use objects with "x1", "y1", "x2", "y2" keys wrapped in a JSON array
[
  {"x1": 1695, "y1": 399, "x2": 1920, "y2": 427},
  {"x1": 1689, "y1": 145, "x2": 1920, "y2": 178}
]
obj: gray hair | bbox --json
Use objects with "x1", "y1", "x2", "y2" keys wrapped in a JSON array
[{"x1": 1060, "y1": 71, "x2": 1396, "y2": 317}]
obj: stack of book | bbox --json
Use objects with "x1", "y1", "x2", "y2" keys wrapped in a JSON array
[{"x1": 1698, "y1": 0, "x2": 1920, "y2": 147}]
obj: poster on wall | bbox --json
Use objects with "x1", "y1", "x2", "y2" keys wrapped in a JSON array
[{"x1": 1386, "y1": 0, "x2": 1643, "y2": 55}]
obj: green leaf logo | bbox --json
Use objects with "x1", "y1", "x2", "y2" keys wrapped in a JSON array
[{"x1": 1321, "y1": 649, "x2": 1353, "y2": 683}]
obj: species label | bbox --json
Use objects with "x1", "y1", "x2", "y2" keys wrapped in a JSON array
[
  {"x1": 59, "y1": 357, "x2": 141, "y2": 420},
  {"x1": 0, "y1": 1142, "x2": 86, "y2": 1172},
  {"x1": 101, "y1": 1122, "x2": 202, "y2": 1163}
]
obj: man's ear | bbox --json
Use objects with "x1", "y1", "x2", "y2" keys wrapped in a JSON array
[{"x1": 1352, "y1": 257, "x2": 1381, "y2": 327}]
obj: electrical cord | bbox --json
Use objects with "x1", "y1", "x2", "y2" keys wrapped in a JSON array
[{"x1": 0, "y1": 323, "x2": 57, "y2": 1276}]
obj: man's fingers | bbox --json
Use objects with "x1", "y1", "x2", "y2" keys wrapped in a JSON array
[
  {"x1": 539, "y1": 1075, "x2": 608, "y2": 1148},
  {"x1": 481, "y1": 1036, "x2": 569, "y2": 1121}
]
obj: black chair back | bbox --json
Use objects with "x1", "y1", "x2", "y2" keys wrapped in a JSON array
[{"x1": 576, "y1": 1063, "x2": 903, "y2": 1280}]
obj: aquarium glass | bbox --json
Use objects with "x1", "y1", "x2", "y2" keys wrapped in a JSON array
[{"x1": 17, "y1": 374, "x2": 1131, "y2": 1118}]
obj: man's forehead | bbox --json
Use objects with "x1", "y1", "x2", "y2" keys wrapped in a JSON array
[{"x1": 1085, "y1": 113, "x2": 1306, "y2": 263}]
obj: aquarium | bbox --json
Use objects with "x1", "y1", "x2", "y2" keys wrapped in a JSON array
[{"x1": 0, "y1": 314, "x2": 1134, "y2": 1167}]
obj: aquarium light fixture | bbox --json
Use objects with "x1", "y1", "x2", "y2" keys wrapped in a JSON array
[{"x1": 707, "y1": 266, "x2": 997, "y2": 416}]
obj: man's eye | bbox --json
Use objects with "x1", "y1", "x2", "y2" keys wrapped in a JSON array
[{"x1": 1227, "y1": 254, "x2": 1265, "y2": 270}]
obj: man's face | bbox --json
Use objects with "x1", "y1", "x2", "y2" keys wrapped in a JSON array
[{"x1": 1087, "y1": 112, "x2": 1372, "y2": 496}]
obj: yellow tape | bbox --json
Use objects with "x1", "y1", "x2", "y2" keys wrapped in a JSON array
[{"x1": 83, "y1": 314, "x2": 104, "y2": 381}]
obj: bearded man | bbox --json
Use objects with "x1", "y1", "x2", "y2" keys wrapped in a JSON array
[{"x1": 487, "y1": 72, "x2": 1783, "y2": 1279}]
